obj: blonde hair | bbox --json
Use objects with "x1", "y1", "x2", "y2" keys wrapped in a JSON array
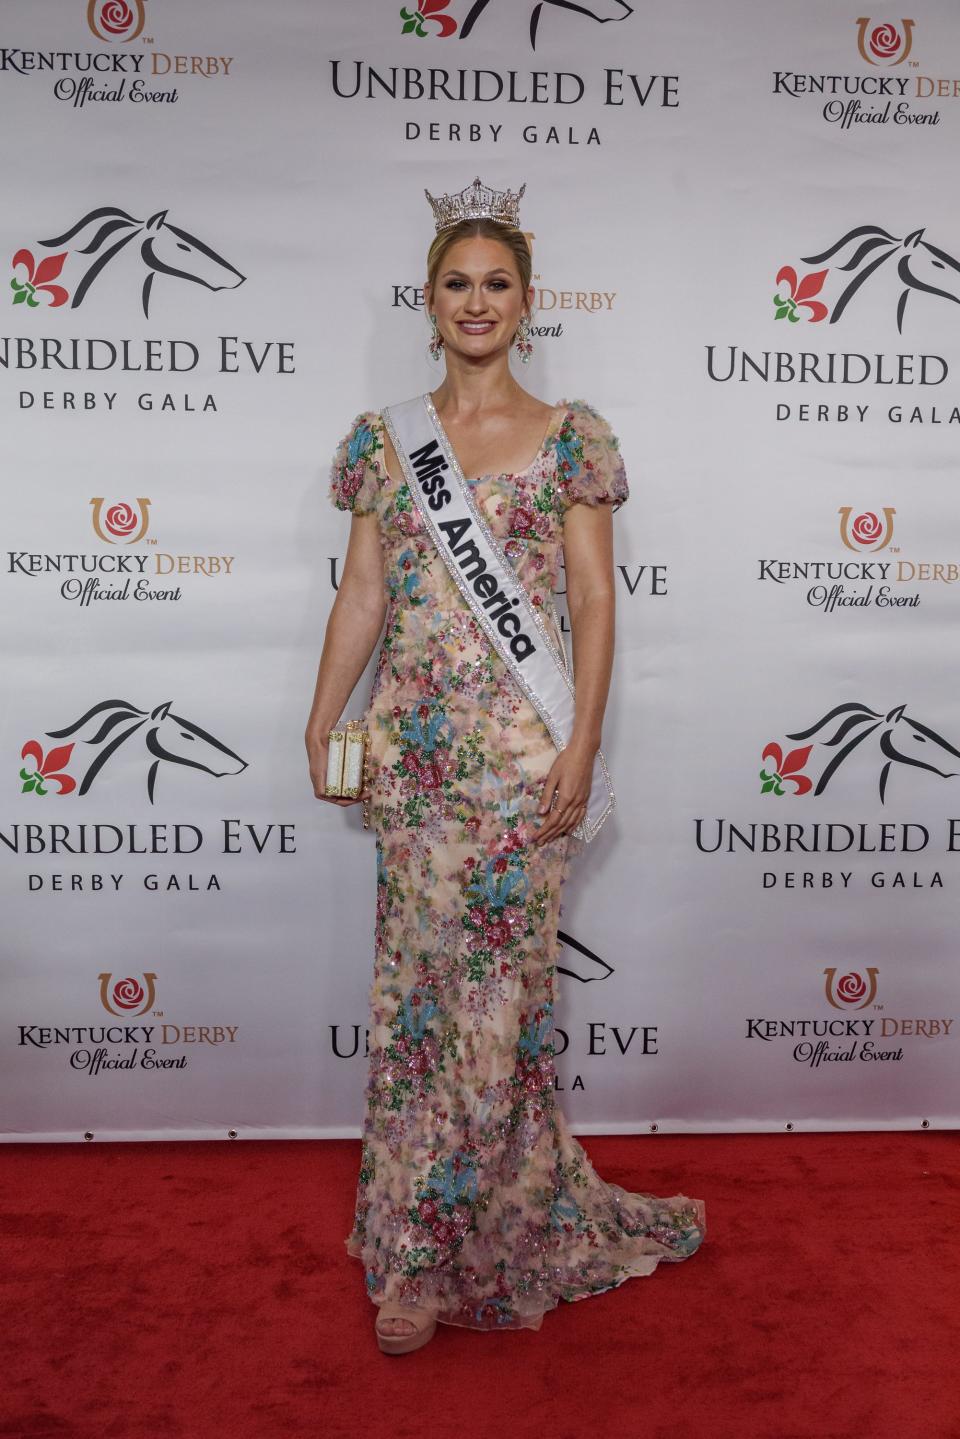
[{"x1": 425, "y1": 219, "x2": 532, "y2": 317}]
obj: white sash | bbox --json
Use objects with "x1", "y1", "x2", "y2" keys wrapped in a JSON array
[{"x1": 381, "y1": 392, "x2": 615, "y2": 844}]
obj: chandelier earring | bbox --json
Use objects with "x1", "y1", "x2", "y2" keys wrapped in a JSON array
[
  {"x1": 428, "y1": 312, "x2": 444, "y2": 360},
  {"x1": 513, "y1": 312, "x2": 534, "y2": 364}
]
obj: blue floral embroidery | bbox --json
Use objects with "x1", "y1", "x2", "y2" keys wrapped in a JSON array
[{"x1": 464, "y1": 853, "x2": 530, "y2": 910}]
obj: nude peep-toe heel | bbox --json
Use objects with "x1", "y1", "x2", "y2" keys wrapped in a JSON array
[{"x1": 374, "y1": 1302, "x2": 437, "y2": 1355}]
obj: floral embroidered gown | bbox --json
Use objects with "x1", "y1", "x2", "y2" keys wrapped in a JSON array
[{"x1": 328, "y1": 397, "x2": 706, "y2": 1332}]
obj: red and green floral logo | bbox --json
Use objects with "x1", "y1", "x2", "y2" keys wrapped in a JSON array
[
  {"x1": 759, "y1": 742, "x2": 812, "y2": 796},
  {"x1": 773, "y1": 266, "x2": 828, "y2": 324},
  {"x1": 19, "y1": 741, "x2": 76, "y2": 796},
  {"x1": 400, "y1": 1, "x2": 457, "y2": 37},
  {"x1": 10, "y1": 249, "x2": 69, "y2": 309}
]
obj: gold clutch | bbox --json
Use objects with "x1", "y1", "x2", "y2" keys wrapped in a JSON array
[{"x1": 325, "y1": 719, "x2": 371, "y2": 828}]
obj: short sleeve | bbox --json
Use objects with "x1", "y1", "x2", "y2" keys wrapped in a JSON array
[
  {"x1": 328, "y1": 410, "x2": 386, "y2": 516},
  {"x1": 553, "y1": 398, "x2": 629, "y2": 515}
]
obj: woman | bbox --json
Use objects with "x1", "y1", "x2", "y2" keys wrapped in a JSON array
[{"x1": 305, "y1": 178, "x2": 706, "y2": 1354}]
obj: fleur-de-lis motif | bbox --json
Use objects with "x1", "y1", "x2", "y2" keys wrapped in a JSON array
[
  {"x1": 397, "y1": 547, "x2": 422, "y2": 602},
  {"x1": 550, "y1": 1190, "x2": 581, "y2": 1229},
  {"x1": 425, "y1": 1152, "x2": 478, "y2": 1205},
  {"x1": 19, "y1": 740, "x2": 76, "y2": 796},
  {"x1": 484, "y1": 766, "x2": 523, "y2": 821},
  {"x1": 400, "y1": 699, "x2": 454, "y2": 755},
  {"x1": 464, "y1": 855, "x2": 529, "y2": 911},
  {"x1": 400, "y1": 2, "x2": 457, "y2": 39},
  {"x1": 773, "y1": 266, "x2": 829, "y2": 323},
  {"x1": 760, "y1": 741, "x2": 813, "y2": 796},
  {"x1": 518, "y1": 1009, "x2": 553, "y2": 1060},
  {"x1": 11, "y1": 249, "x2": 69, "y2": 308},
  {"x1": 399, "y1": 987, "x2": 437, "y2": 1041}
]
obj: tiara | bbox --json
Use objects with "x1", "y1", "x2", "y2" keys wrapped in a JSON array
[{"x1": 424, "y1": 175, "x2": 526, "y2": 233}]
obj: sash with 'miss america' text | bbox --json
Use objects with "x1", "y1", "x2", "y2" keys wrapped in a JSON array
[{"x1": 381, "y1": 391, "x2": 615, "y2": 843}]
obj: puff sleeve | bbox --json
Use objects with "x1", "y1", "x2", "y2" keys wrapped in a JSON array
[
  {"x1": 328, "y1": 410, "x2": 386, "y2": 516},
  {"x1": 554, "y1": 398, "x2": 629, "y2": 515}
]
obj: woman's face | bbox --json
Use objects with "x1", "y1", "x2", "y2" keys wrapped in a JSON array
[{"x1": 425, "y1": 235, "x2": 531, "y2": 360}]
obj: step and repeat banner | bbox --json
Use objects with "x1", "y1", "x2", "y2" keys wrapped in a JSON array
[{"x1": 2, "y1": 0, "x2": 958, "y2": 1141}]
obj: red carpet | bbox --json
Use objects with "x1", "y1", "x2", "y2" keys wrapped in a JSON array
[{"x1": 2, "y1": 1132, "x2": 958, "y2": 1439}]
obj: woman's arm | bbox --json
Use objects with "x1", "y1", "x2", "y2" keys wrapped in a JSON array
[
  {"x1": 534, "y1": 501, "x2": 615, "y2": 844},
  {"x1": 304, "y1": 511, "x2": 387, "y2": 805}
]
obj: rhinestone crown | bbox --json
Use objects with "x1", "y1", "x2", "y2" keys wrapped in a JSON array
[{"x1": 424, "y1": 175, "x2": 526, "y2": 234}]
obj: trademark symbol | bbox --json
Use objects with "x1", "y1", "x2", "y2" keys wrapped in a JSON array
[
  {"x1": 909, "y1": 59, "x2": 919, "y2": 67},
  {"x1": 153, "y1": 1010, "x2": 164, "y2": 1017},
  {"x1": 873, "y1": 1003, "x2": 884, "y2": 1011},
  {"x1": 143, "y1": 36, "x2": 154, "y2": 45},
  {"x1": 147, "y1": 537, "x2": 157, "y2": 545},
  {"x1": 888, "y1": 546, "x2": 900, "y2": 553}
]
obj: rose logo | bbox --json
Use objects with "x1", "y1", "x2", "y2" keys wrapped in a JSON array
[
  {"x1": 104, "y1": 502, "x2": 139, "y2": 539},
  {"x1": 838, "y1": 505, "x2": 895, "y2": 552},
  {"x1": 852, "y1": 512, "x2": 882, "y2": 545},
  {"x1": 870, "y1": 23, "x2": 902, "y2": 60},
  {"x1": 856, "y1": 17, "x2": 915, "y2": 67},
  {"x1": 836, "y1": 972, "x2": 867, "y2": 1003},
  {"x1": 112, "y1": 976, "x2": 145, "y2": 1010},
  {"x1": 90, "y1": 496, "x2": 151, "y2": 545},
  {"x1": 99, "y1": 971, "x2": 157, "y2": 1015},
  {"x1": 824, "y1": 966, "x2": 879, "y2": 1009},
  {"x1": 87, "y1": 0, "x2": 146, "y2": 43},
  {"x1": 773, "y1": 267, "x2": 828, "y2": 324},
  {"x1": 759, "y1": 742, "x2": 813, "y2": 797}
]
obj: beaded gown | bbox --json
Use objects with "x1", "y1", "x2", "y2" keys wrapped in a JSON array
[{"x1": 328, "y1": 397, "x2": 706, "y2": 1332}]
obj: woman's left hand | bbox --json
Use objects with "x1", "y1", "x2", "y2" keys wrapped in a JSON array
[{"x1": 534, "y1": 741, "x2": 596, "y2": 845}]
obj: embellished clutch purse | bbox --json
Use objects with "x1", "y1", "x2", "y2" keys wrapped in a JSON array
[{"x1": 325, "y1": 719, "x2": 371, "y2": 828}]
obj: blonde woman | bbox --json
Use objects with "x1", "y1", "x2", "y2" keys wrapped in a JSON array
[{"x1": 305, "y1": 178, "x2": 705, "y2": 1354}]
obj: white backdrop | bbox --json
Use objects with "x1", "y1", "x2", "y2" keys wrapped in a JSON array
[{"x1": 2, "y1": 0, "x2": 957, "y2": 1141}]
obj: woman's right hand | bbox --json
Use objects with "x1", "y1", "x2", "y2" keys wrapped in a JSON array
[{"x1": 305, "y1": 731, "x2": 367, "y2": 807}]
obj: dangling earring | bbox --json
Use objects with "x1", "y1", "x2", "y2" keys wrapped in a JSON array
[
  {"x1": 428, "y1": 313, "x2": 444, "y2": 360},
  {"x1": 513, "y1": 313, "x2": 534, "y2": 364}
]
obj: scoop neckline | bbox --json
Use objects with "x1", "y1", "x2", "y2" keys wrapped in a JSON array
[{"x1": 443, "y1": 400, "x2": 570, "y2": 484}]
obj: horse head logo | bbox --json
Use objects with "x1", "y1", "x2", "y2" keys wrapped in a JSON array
[
  {"x1": 43, "y1": 697, "x2": 247, "y2": 803},
  {"x1": 22, "y1": 206, "x2": 245, "y2": 318},
  {"x1": 557, "y1": 929, "x2": 614, "y2": 983},
  {"x1": 407, "y1": 0, "x2": 633, "y2": 50},
  {"x1": 782, "y1": 701, "x2": 960, "y2": 805},
  {"x1": 791, "y1": 224, "x2": 960, "y2": 333}
]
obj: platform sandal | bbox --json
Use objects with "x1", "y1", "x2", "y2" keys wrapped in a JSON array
[{"x1": 374, "y1": 1302, "x2": 437, "y2": 1355}]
